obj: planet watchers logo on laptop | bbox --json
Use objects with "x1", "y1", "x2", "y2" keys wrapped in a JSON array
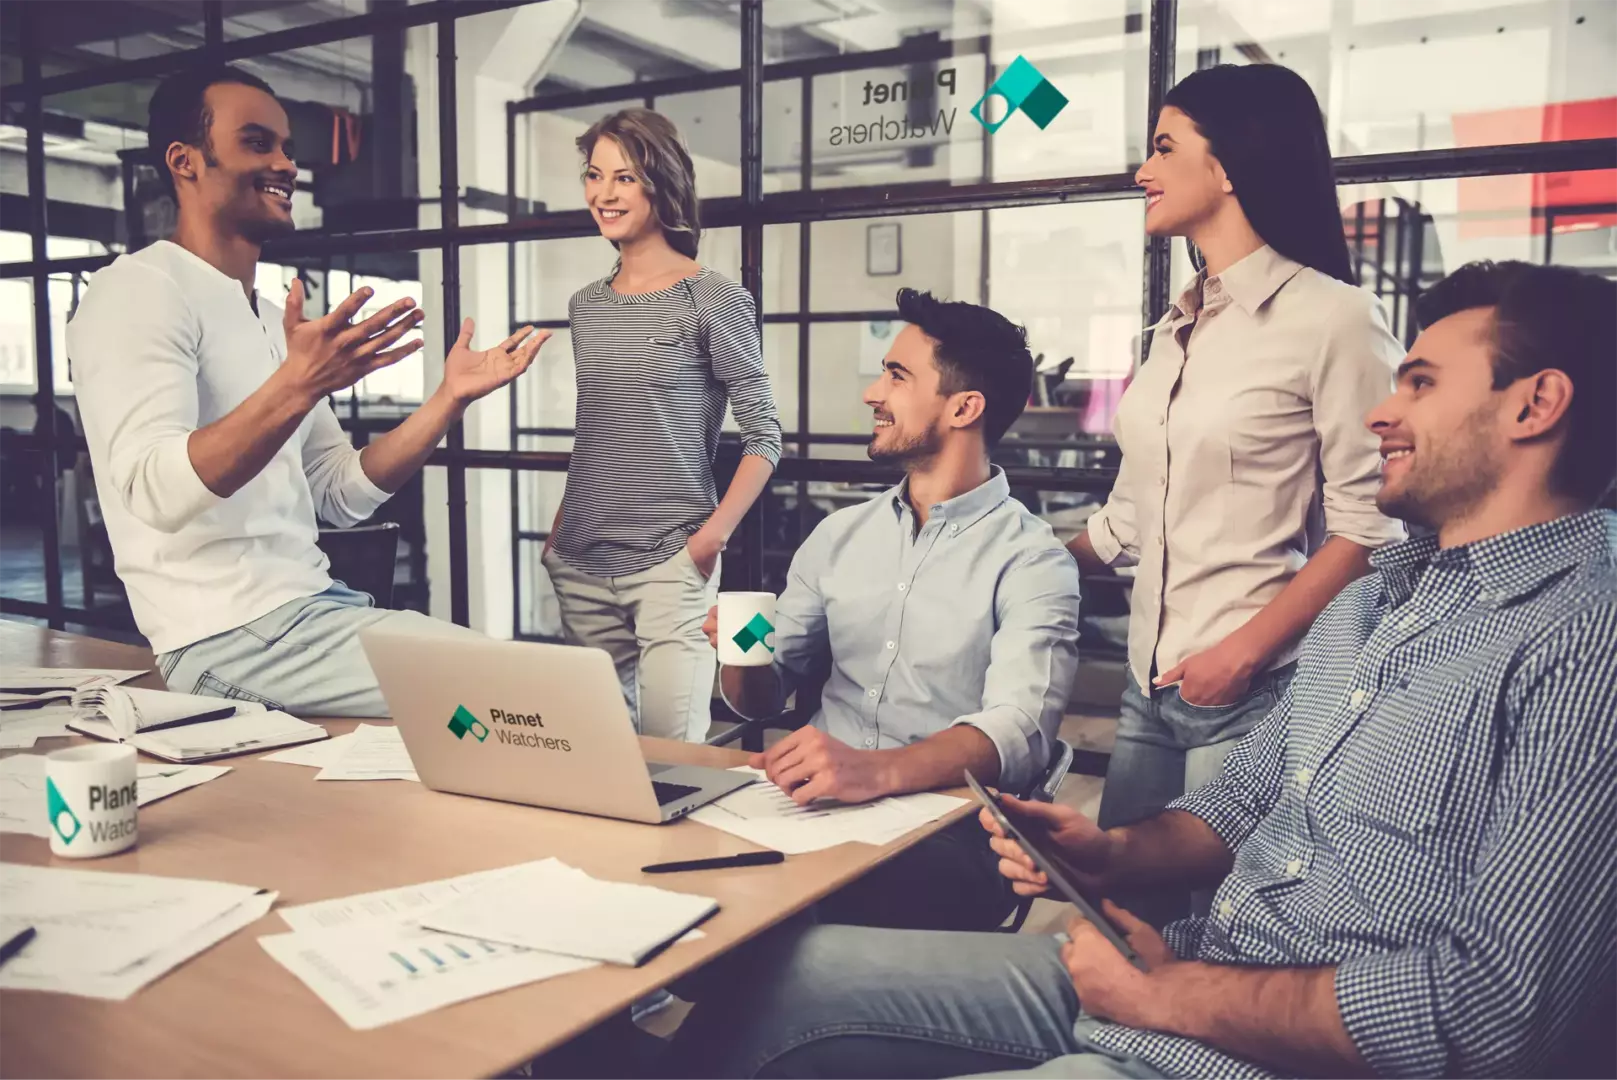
[
  {"x1": 447, "y1": 705, "x2": 489, "y2": 743},
  {"x1": 731, "y1": 613, "x2": 776, "y2": 656},
  {"x1": 970, "y1": 56, "x2": 1068, "y2": 133},
  {"x1": 46, "y1": 776, "x2": 82, "y2": 845}
]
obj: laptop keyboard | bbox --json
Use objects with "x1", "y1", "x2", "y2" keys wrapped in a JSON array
[{"x1": 652, "y1": 780, "x2": 702, "y2": 806}]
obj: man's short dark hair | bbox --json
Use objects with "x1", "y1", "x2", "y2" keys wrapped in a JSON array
[
  {"x1": 147, "y1": 65, "x2": 277, "y2": 194},
  {"x1": 895, "y1": 288, "x2": 1033, "y2": 448},
  {"x1": 1416, "y1": 260, "x2": 1617, "y2": 504}
]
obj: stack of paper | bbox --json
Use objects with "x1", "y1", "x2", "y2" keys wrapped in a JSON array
[
  {"x1": 0, "y1": 668, "x2": 145, "y2": 747},
  {"x1": 261, "y1": 727, "x2": 369, "y2": 767},
  {"x1": 258, "y1": 862, "x2": 598, "y2": 1030},
  {"x1": 0, "y1": 864, "x2": 275, "y2": 1000},
  {"x1": 421, "y1": 858, "x2": 717, "y2": 966},
  {"x1": 687, "y1": 768, "x2": 967, "y2": 854},
  {"x1": 0, "y1": 667, "x2": 145, "y2": 707},
  {"x1": 0, "y1": 754, "x2": 231, "y2": 837},
  {"x1": 313, "y1": 724, "x2": 418, "y2": 782}
]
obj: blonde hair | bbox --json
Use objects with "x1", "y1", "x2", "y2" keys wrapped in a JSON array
[{"x1": 576, "y1": 108, "x2": 701, "y2": 259}]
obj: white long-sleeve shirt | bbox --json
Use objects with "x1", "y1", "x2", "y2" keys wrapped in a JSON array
[{"x1": 67, "y1": 240, "x2": 390, "y2": 654}]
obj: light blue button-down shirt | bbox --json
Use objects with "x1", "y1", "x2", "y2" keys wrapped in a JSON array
[{"x1": 763, "y1": 467, "x2": 1081, "y2": 792}]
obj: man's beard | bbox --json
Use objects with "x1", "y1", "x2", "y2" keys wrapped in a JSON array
[
  {"x1": 1376, "y1": 408, "x2": 1502, "y2": 533},
  {"x1": 868, "y1": 421, "x2": 943, "y2": 466},
  {"x1": 239, "y1": 208, "x2": 296, "y2": 244}
]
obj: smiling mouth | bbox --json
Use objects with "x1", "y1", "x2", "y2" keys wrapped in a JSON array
[
  {"x1": 258, "y1": 180, "x2": 294, "y2": 203},
  {"x1": 873, "y1": 416, "x2": 894, "y2": 429},
  {"x1": 597, "y1": 208, "x2": 627, "y2": 221},
  {"x1": 1145, "y1": 192, "x2": 1163, "y2": 207}
]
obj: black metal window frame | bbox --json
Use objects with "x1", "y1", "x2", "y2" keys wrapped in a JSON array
[{"x1": 3, "y1": 0, "x2": 1614, "y2": 634}]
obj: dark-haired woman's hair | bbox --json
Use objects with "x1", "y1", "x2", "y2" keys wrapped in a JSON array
[
  {"x1": 576, "y1": 108, "x2": 701, "y2": 259},
  {"x1": 1163, "y1": 64, "x2": 1354, "y2": 284},
  {"x1": 896, "y1": 288, "x2": 1033, "y2": 448}
]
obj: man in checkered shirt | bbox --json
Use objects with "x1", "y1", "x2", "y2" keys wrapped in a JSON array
[{"x1": 670, "y1": 261, "x2": 1616, "y2": 1079}]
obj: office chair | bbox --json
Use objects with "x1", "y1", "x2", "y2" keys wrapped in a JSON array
[{"x1": 316, "y1": 522, "x2": 401, "y2": 609}]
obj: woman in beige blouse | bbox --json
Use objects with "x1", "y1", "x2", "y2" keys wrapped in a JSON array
[{"x1": 1067, "y1": 65, "x2": 1405, "y2": 924}]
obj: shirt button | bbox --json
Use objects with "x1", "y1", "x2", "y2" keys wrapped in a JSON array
[
  {"x1": 863, "y1": 737, "x2": 875, "y2": 747},
  {"x1": 1284, "y1": 859, "x2": 1303, "y2": 877},
  {"x1": 949, "y1": 524, "x2": 958, "y2": 534},
  {"x1": 1159, "y1": 476, "x2": 1167, "y2": 486},
  {"x1": 1218, "y1": 899, "x2": 1234, "y2": 919},
  {"x1": 897, "y1": 583, "x2": 907, "y2": 592},
  {"x1": 1295, "y1": 768, "x2": 1313, "y2": 792},
  {"x1": 1158, "y1": 415, "x2": 1166, "y2": 425},
  {"x1": 885, "y1": 641, "x2": 895, "y2": 650},
  {"x1": 1349, "y1": 689, "x2": 1366, "y2": 709},
  {"x1": 867, "y1": 688, "x2": 878, "y2": 698}
]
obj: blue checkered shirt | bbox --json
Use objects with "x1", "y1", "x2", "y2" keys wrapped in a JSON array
[{"x1": 1084, "y1": 510, "x2": 1617, "y2": 1077}]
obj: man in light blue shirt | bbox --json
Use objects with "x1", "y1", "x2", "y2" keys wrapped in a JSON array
[{"x1": 708, "y1": 288, "x2": 1081, "y2": 930}]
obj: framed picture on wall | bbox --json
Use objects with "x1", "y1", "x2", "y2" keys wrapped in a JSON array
[{"x1": 866, "y1": 223, "x2": 902, "y2": 276}]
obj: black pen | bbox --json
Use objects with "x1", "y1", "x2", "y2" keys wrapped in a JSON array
[
  {"x1": 642, "y1": 851, "x2": 785, "y2": 874},
  {"x1": 0, "y1": 926, "x2": 36, "y2": 969}
]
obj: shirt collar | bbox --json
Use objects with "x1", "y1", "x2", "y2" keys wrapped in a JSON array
[
  {"x1": 1170, "y1": 244, "x2": 1305, "y2": 321},
  {"x1": 1371, "y1": 510, "x2": 1616, "y2": 607},
  {"x1": 888, "y1": 465, "x2": 1011, "y2": 532}
]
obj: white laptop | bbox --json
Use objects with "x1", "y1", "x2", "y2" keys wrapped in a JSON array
[{"x1": 359, "y1": 627, "x2": 754, "y2": 824}]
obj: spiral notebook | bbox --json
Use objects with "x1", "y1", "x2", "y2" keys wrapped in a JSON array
[{"x1": 67, "y1": 686, "x2": 327, "y2": 763}]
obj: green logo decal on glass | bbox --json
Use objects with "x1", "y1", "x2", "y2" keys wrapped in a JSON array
[
  {"x1": 971, "y1": 56, "x2": 1068, "y2": 132},
  {"x1": 447, "y1": 705, "x2": 489, "y2": 742},
  {"x1": 731, "y1": 612, "x2": 776, "y2": 656},
  {"x1": 46, "y1": 777, "x2": 81, "y2": 845}
]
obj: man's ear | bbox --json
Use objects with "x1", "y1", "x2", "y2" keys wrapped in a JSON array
[
  {"x1": 164, "y1": 141, "x2": 197, "y2": 185},
  {"x1": 1507, "y1": 369, "x2": 1574, "y2": 443},
  {"x1": 949, "y1": 389, "x2": 987, "y2": 432}
]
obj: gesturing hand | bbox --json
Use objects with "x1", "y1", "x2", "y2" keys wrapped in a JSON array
[
  {"x1": 442, "y1": 320, "x2": 550, "y2": 405},
  {"x1": 978, "y1": 793, "x2": 1114, "y2": 897},
  {"x1": 281, "y1": 279, "x2": 424, "y2": 400}
]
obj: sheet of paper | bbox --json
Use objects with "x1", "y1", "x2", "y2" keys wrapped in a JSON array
[
  {"x1": 420, "y1": 858, "x2": 717, "y2": 967},
  {"x1": 259, "y1": 923, "x2": 595, "y2": 1031},
  {"x1": 0, "y1": 756, "x2": 230, "y2": 836},
  {"x1": 265, "y1": 860, "x2": 600, "y2": 1030},
  {"x1": 0, "y1": 705, "x2": 76, "y2": 748},
  {"x1": 686, "y1": 768, "x2": 967, "y2": 855},
  {"x1": 314, "y1": 724, "x2": 418, "y2": 782},
  {"x1": 261, "y1": 729, "x2": 363, "y2": 767},
  {"x1": 87, "y1": 711, "x2": 326, "y2": 762},
  {"x1": 0, "y1": 864, "x2": 274, "y2": 1000}
]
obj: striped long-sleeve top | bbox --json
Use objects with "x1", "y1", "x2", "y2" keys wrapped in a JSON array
[{"x1": 552, "y1": 267, "x2": 782, "y2": 578}]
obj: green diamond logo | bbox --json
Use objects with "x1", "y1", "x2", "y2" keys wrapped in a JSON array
[
  {"x1": 46, "y1": 777, "x2": 81, "y2": 845},
  {"x1": 730, "y1": 612, "x2": 776, "y2": 656},
  {"x1": 970, "y1": 55, "x2": 1067, "y2": 133},
  {"x1": 447, "y1": 705, "x2": 489, "y2": 742}
]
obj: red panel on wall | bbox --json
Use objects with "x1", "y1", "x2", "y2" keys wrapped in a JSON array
[{"x1": 1452, "y1": 98, "x2": 1617, "y2": 237}]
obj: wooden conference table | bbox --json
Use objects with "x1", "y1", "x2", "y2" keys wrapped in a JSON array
[{"x1": 0, "y1": 622, "x2": 972, "y2": 1078}]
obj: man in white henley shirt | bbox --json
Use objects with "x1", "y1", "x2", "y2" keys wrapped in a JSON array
[{"x1": 67, "y1": 65, "x2": 548, "y2": 715}]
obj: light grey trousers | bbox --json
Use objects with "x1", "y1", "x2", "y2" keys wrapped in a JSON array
[{"x1": 543, "y1": 545, "x2": 720, "y2": 742}]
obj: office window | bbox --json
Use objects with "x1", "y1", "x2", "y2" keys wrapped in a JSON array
[{"x1": 1175, "y1": 0, "x2": 1617, "y2": 156}]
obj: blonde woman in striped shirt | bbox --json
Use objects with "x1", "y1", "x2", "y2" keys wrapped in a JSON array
[{"x1": 542, "y1": 108, "x2": 782, "y2": 743}]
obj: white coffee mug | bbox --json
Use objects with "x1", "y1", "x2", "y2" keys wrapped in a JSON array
[
  {"x1": 717, "y1": 591, "x2": 778, "y2": 667},
  {"x1": 45, "y1": 744, "x2": 139, "y2": 858}
]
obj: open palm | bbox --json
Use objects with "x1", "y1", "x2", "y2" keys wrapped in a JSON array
[{"x1": 442, "y1": 319, "x2": 550, "y2": 404}]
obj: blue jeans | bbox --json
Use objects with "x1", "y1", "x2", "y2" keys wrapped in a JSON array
[
  {"x1": 156, "y1": 584, "x2": 477, "y2": 717},
  {"x1": 1097, "y1": 663, "x2": 1295, "y2": 926},
  {"x1": 670, "y1": 923, "x2": 1164, "y2": 1079}
]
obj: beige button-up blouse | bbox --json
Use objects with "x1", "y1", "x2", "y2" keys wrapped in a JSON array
[{"x1": 1087, "y1": 244, "x2": 1406, "y2": 694}]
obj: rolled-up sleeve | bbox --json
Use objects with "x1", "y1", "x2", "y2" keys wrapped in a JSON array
[
  {"x1": 1168, "y1": 683, "x2": 1291, "y2": 849},
  {"x1": 703, "y1": 279, "x2": 782, "y2": 466},
  {"x1": 300, "y1": 398, "x2": 390, "y2": 527},
  {"x1": 67, "y1": 263, "x2": 224, "y2": 534},
  {"x1": 951, "y1": 544, "x2": 1081, "y2": 792},
  {"x1": 1336, "y1": 613, "x2": 1617, "y2": 1077},
  {"x1": 1311, "y1": 290, "x2": 1405, "y2": 549}
]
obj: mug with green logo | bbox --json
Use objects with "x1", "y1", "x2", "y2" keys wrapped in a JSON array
[
  {"x1": 45, "y1": 744, "x2": 139, "y2": 858},
  {"x1": 717, "y1": 592, "x2": 777, "y2": 667}
]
